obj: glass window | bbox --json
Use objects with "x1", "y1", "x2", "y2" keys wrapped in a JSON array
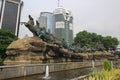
[
  {"x1": 14, "y1": 0, "x2": 20, "y2": 2},
  {"x1": 2, "y1": 1, "x2": 18, "y2": 34},
  {"x1": 0, "y1": 0, "x2": 2, "y2": 12},
  {"x1": 0, "y1": 0, "x2": 3, "y2": 20}
]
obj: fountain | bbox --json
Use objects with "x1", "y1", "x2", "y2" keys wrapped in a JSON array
[
  {"x1": 111, "y1": 61, "x2": 113, "y2": 69},
  {"x1": 43, "y1": 65, "x2": 50, "y2": 80},
  {"x1": 90, "y1": 60, "x2": 96, "y2": 71},
  {"x1": 92, "y1": 60, "x2": 95, "y2": 68}
]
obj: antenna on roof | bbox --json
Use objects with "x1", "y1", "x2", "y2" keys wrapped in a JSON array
[{"x1": 58, "y1": 0, "x2": 60, "y2": 7}]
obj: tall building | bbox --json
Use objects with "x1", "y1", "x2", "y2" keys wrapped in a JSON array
[
  {"x1": 38, "y1": 12, "x2": 55, "y2": 35},
  {"x1": 38, "y1": 7, "x2": 73, "y2": 45},
  {"x1": 0, "y1": 0, "x2": 23, "y2": 36},
  {"x1": 0, "y1": 0, "x2": 3, "y2": 21},
  {"x1": 53, "y1": 7, "x2": 73, "y2": 45}
]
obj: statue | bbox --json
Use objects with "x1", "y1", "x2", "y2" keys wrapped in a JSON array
[
  {"x1": 22, "y1": 15, "x2": 38, "y2": 36},
  {"x1": 22, "y1": 15, "x2": 72, "y2": 50},
  {"x1": 22, "y1": 15, "x2": 53, "y2": 43}
]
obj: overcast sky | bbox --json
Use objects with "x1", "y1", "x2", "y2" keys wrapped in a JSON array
[{"x1": 19, "y1": 0, "x2": 120, "y2": 40}]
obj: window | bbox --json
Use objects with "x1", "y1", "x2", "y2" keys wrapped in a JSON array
[
  {"x1": 0, "y1": 0, "x2": 3, "y2": 21},
  {"x1": 0, "y1": 0, "x2": 2, "y2": 12},
  {"x1": 56, "y1": 21, "x2": 65, "y2": 28},
  {"x1": 2, "y1": 1, "x2": 18, "y2": 34}
]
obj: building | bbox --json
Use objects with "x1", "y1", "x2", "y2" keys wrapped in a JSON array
[
  {"x1": 0, "y1": 0, "x2": 4, "y2": 21},
  {"x1": 0, "y1": 0, "x2": 23, "y2": 36},
  {"x1": 53, "y1": 7, "x2": 73, "y2": 45},
  {"x1": 38, "y1": 7, "x2": 74, "y2": 45},
  {"x1": 38, "y1": 12, "x2": 55, "y2": 35}
]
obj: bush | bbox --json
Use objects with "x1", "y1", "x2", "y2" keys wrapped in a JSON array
[
  {"x1": 0, "y1": 29, "x2": 18, "y2": 60},
  {"x1": 103, "y1": 60, "x2": 112, "y2": 71},
  {"x1": 0, "y1": 58, "x2": 3, "y2": 62},
  {"x1": 84, "y1": 60, "x2": 116, "y2": 80},
  {"x1": 84, "y1": 69, "x2": 120, "y2": 80}
]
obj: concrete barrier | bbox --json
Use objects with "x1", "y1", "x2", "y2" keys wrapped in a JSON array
[{"x1": 0, "y1": 61, "x2": 116, "y2": 80}]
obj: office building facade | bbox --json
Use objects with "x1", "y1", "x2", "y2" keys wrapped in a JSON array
[
  {"x1": 53, "y1": 7, "x2": 73, "y2": 45},
  {"x1": 38, "y1": 8, "x2": 73, "y2": 45},
  {"x1": 38, "y1": 12, "x2": 55, "y2": 35},
  {"x1": 0, "y1": 0, "x2": 23, "y2": 36},
  {"x1": 0, "y1": 0, "x2": 3, "y2": 20}
]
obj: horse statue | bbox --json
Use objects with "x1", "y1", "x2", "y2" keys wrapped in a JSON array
[
  {"x1": 21, "y1": 15, "x2": 54, "y2": 43},
  {"x1": 21, "y1": 15, "x2": 74, "y2": 52}
]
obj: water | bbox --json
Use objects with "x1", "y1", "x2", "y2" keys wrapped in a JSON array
[
  {"x1": 92, "y1": 60, "x2": 95, "y2": 68},
  {"x1": 111, "y1": 61, "x2": 113, "y2": 69},
  {"x1": 43, "y1": 65, "x2": 50, "y2": 79},
  {"x1": 7, "y1": 67, "x2": 99, "y2": 80}
]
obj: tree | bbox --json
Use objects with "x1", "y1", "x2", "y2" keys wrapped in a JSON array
[
  {"x1": 0, "y1": 29, "x2": 18, "y2": 61},
  {"x1": 110, "y1": 37, "x2": 119, "y2": 51},
  {"x1": 74, "y1": 31, "x2": 92, "y2": 47},
  {"x1": 103, "y1": 36, "x2": 119, "y2": 51},
  {"x1": 74, "y1": 30, "x2": 119, "y2": 52}
]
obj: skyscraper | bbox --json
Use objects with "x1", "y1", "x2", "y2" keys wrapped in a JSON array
[
  {"x1": 53, "y1": 7, "x2": 73, "y2": 45},
  {"x1": 38, "y1": 7, "x2": 73, "y2": 45},
  {"x1": 38, "y1": 12, "x2": 55, "y2": 35},
  {"x1": 0, "y1": 0, "x2": 23, "y2": 36},
  {"x1": 0, "y1": 0, "x2": 3, "y2": 20}
]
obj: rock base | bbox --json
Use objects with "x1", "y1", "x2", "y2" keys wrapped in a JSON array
[{"x1": 4, "y1": 37, "x2": 116, "y2": 65}]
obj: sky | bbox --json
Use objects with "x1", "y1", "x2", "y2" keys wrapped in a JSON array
[{"x1": 19, "y1": 0, "x2": 120, "y2": 40}]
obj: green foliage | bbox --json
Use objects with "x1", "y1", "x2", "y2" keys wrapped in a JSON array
[
  {"x1": 103, "y1": 60, "x2": 112, "y2": 71},
  {"x1": 74, "y1": 31, "x2": 94, "y2": 47},
  {"x1": 0, "y1": 58, "x2": 3, "y2": 62},
  {"x1": 84, "y1": 60, "x2": 119, "y2": 80},
  {"x1": 84, "y1": 69, "x2": 120, "y2": 80},
  {"x1": 0, "y1": 29, "x2": 18, "y2": 59},
  {"x1": 74, "y1": 30, "x2": 119, "y2": 52},
  {"x1": 102, "y1": 36, "x2": 119, "y2": 51}
]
